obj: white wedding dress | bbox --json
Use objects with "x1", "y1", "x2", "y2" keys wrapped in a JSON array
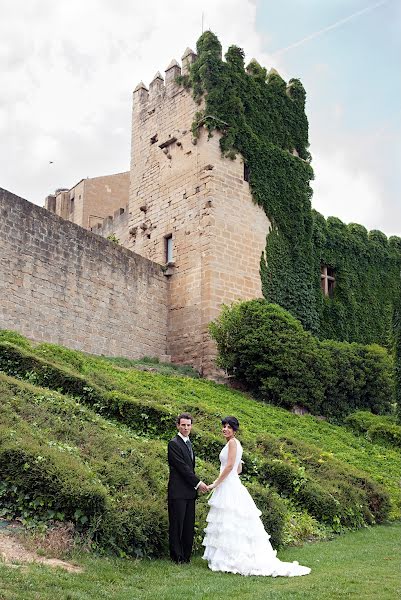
[{"x1": 202, "y1": 439, "x2": 311, "y2": 577}]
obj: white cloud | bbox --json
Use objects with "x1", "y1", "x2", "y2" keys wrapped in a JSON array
[
  {"x1": 0, "y1": 0, "x2": 274, "y2": 204},
  {"x1": 311, "y1": 151, "x2": 384, "y2": 229}
]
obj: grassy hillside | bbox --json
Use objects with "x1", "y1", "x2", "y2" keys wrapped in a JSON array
[{"x1": 0, "y1": 330, "x2": 400, "y2": 557}]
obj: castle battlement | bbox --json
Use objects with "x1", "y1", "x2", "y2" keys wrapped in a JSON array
[{"x1": 133, "y1": 48, "x2": 197, "y2": 106}]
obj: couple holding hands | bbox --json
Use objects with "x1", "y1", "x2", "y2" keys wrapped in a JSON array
[{"x1": 167, "y1": 413, "x2": 310, "y2": 577}]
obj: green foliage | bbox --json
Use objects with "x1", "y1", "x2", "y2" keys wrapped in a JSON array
[
  {"x1": 0, "y1": 330, "x2": 32, "y2": 350},
  {"x1": 102, "y1": 355, "x2": 200, "y2": 378},
  {"x1": 394, "y1": 289, "x2": 401, "y2": 421},
  {"x1": 0, "y1": 422, "x2": 108, "y2": 530},
  {"x1": 253, "y1": 433, "x2": 390, "y2": 530},
  {"x1": 210, "y1": 300, "x2": 394, "y2": 419},
  {"x1": 185, "y1": 33, "x2": 401, "y2": 344},
  {"x1": 312, "y1": 212, "x2": 401, "y2": 346},
  {"x1": 187, "y1": 32, "x2": 318, "y2": 332},
  {"x1": 0, "y1": 341, "x2": 177, "y2": 435},
  {"x1": 345, "y1": 411, "x2": 401, "y2": 448},
  {"x1": 0, "y1": 332, "x2": 400, "y2": 557},
  {"x1": 106, "y1": 233, "x2": 120, "y2": 244},
  {"x1": 0, "y1": 375, "x2": 172, "y2": 557}
]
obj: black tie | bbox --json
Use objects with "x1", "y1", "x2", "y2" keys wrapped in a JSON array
[{"x1": 185, "y1": 439, "x2": 193, "y2": 460}]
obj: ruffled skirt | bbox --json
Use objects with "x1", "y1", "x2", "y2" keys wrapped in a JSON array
[{"x1": 202, "y1": 475, "x2": 311, "y2": 577}]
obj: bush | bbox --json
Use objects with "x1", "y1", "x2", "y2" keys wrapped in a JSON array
[
  {"x1": 0, "y1": 341, "x2": 177, "y2": 435},
  {"x1": 210, "y1": 300, "x2": 394, "y2": 419},
  {"x1": 251, "y1": 432, "x2": 391, "y2": 528},
  {"x1": 0, "y1": 424, "x2": 108, "y2": 529},
  {"x1": 0, "y1": 378, "x2": 177, "y2": 557},
  {"x1": 345, "y1": 411, "x2": 401, "y2": 448},
  {"x1": 35, "y1": 343, "x2": 86, "y2": 373},
  {"x1": 0, "y1": 331, "x2": 398, "y2": 553}
]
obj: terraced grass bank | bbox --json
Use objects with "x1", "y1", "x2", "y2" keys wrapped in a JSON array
[{"x1": 0, "y1": 330, "x2": 400, "y2": 557}]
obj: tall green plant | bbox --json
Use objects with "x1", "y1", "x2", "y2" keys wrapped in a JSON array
[{"x1": 209, "y1": 300, "x2": 394, "y2": 419}]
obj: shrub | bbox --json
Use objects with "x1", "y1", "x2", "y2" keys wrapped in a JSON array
[
  {"x1": 252, "y1": 432, "x2": 390, "y2": 528},
  {"x1": 0, "y1": 342, "x2": 177, "y2": 435},
  {"x1": 0, "y1": 331, "x2": 398, "y2": 554},
  {"x1": 0, "y1": 424, "x2": 108, "y2": 528},
  {"x1": 345, "y1": 411, "x2": 401, "y2": 448},
  {"x1": 210, "y1": 300, "x2": 394, "y2": 418},
  {"x1": 35, "y1": 343, "x2": 86, "y2": 373}
]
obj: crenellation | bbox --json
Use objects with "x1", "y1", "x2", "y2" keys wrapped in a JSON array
[
  {"x1": 164, "y1": 59, "x2": 181, "y2": 96},
  {"x1": 181, "y1": 47, "x2": 197, "y2": 75},
  {"x1": 149, "y1": 71, "x2": 165, "y2": 100},
  {"x1": 133, "y1": 81, "x2": 149, "y2": 104}
]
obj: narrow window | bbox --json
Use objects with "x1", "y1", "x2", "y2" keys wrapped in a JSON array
[
  {"x1": 165, "y1": 235, "x2": 173, "y2": 263},
  {"x1": 321, "y1": 265, "x2": 335, "y2": 298},
  {"x1": 244, "y1": 163, "x2": 250, "y2": 182}
]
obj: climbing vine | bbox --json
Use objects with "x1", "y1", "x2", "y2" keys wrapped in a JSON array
[
  {"x1": 313, "y1": 213, "x2": 401, "y2": 347},
  {"x1": 185, "y1": 31, "x2": 401, "y2": 348}
]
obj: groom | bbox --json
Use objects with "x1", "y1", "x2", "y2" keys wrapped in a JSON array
[{"x1": 167, "y1": 412, "x2": 208, "y2": 563}]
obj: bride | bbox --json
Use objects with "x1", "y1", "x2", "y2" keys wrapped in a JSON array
[{"x1": 202, "y1": 416, "x2": 311, "y2": 577}]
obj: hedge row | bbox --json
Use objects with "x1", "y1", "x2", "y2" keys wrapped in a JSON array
[
  {"x1": 0, "y1": 341, "x2": 177, "y2": 435},
  {"x1": 210, "y1": 300, "x2": 395, "y2": 419},
  {"x1": 0, "y1": 377, "x2": 174, "y2": 556},
  {"x1": 345, "y1": 411, "x2": 401, "y2": 448},
  {"x1": 0, "y1": 423, "x2": 108, "y2": 528}
]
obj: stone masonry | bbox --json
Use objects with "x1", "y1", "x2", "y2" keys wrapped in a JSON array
[
  {"x1": 127, "y1": 50, "x2": 271, "y2": 374},
  {"x1": 45, "y1": 172, "x2": 129, "y2": 231},
  {"x1": 0, "y1": 188, "x2": 168, "y2": 360}
]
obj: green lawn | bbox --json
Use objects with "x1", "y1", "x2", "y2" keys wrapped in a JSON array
[{"x1": 0, "y1": 523, "x2": 400, "y2": 600}]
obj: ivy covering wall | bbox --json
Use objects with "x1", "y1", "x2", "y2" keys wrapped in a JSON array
[
  {"x1": 313, "y1": 213, "x2": 401, "y2": 346},
  {"x1": 185, "y1": 31, "x2": 401, "y2": 351}
]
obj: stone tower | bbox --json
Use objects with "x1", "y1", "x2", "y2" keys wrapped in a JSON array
[{"x1": 127, "y1": 48, "x2": 270, "y2": 375}]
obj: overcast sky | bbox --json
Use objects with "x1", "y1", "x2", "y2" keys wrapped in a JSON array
[{"x1": 1, "y1": 0, "x2": 399, "y2": 236}]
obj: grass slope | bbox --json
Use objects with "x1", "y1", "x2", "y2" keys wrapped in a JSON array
[{"x1": 0, "y1": 330, "x2": 400, "y2": 556}]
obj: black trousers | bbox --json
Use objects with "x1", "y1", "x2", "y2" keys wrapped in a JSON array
[{"x1": 168, "y1": 498, "x2": 196, "y2": 563}]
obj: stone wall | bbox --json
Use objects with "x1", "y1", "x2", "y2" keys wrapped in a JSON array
[
  {"x1": 91, "y1": 204, "x2": 130, "y2": 247},
  {"x1": 0, "y1": 188, "x2": 168, "y2": 360},
  {"x1": 45, "y1": 172, "x2": 129, "y2": 230}
]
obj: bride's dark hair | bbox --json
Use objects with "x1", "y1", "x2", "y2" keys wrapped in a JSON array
[{"x1": 221, "y1": 416, "x2": 239, "y2": 431}]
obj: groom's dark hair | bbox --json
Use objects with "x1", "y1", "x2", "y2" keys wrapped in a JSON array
[{"x1": 176, "y1": 412, "x2": 193, "y2": 424}]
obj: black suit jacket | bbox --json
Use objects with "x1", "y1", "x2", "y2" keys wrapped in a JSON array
[{"x1": 167, "y1": 435, "x2": 200, "y2": 500}]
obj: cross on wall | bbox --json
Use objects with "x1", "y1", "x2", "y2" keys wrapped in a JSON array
[{"x1": 321, "y1": 265, "x2": 335, "y2": 298}]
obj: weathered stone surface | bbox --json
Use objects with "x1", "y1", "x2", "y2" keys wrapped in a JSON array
[
  {"x1": 128, "y1": 81, "x2": 270, "y2": 375},
  {"x1": 0, "y1": 188, "x2": 168, "y2": 360}
]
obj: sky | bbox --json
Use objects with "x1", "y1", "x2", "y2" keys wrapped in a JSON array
[{"x1": 1, "y1": 0, "x2": 400, "y2": 236}]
